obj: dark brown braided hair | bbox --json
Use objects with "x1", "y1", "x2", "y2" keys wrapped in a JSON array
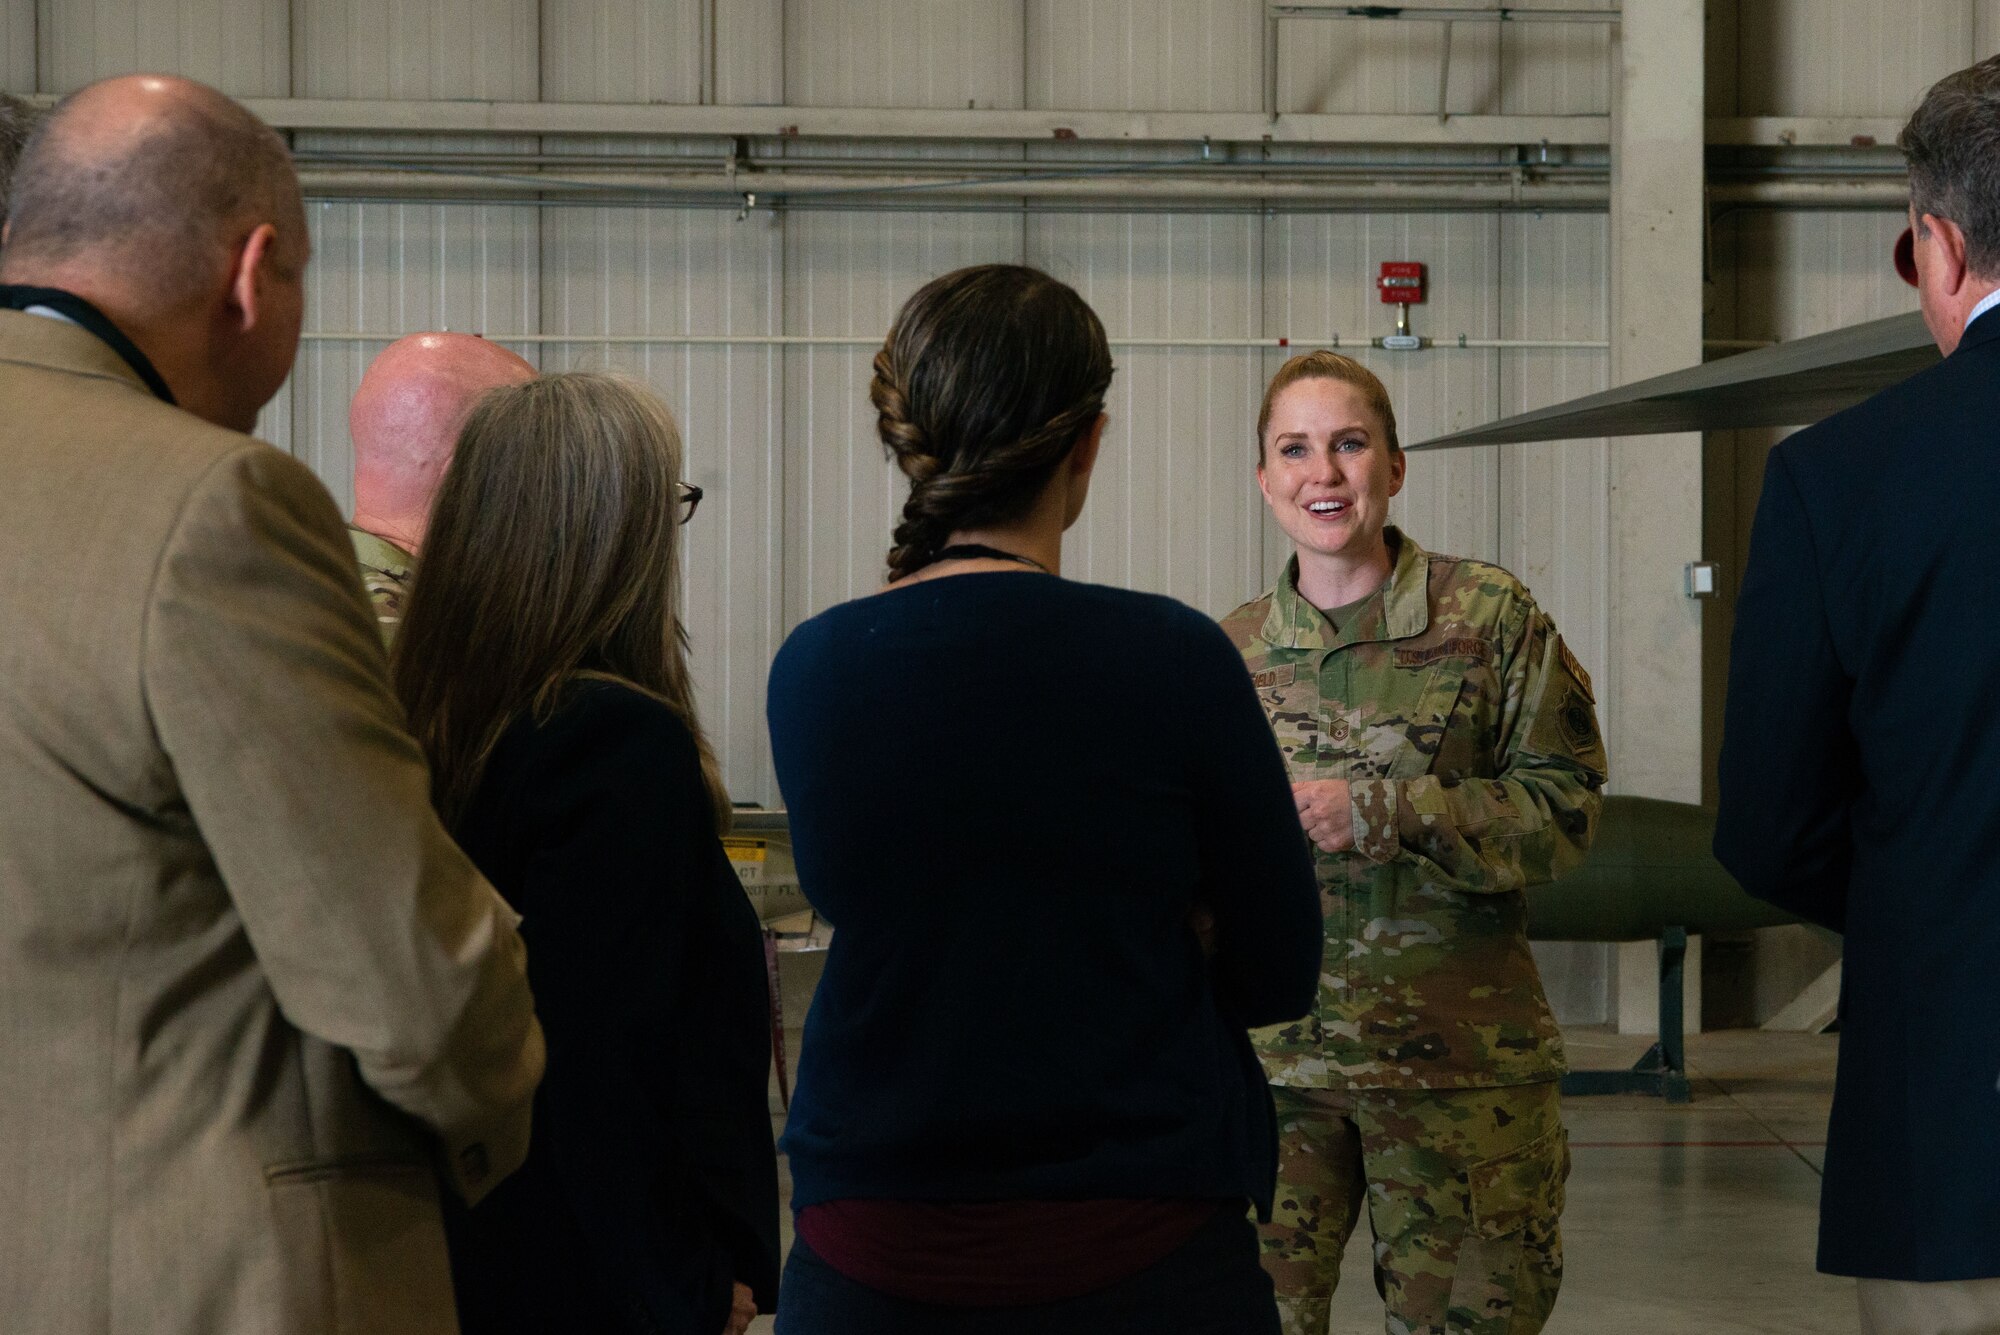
[{"x1": 872, "y1": 264, "x2": 1115, "y2": 580}]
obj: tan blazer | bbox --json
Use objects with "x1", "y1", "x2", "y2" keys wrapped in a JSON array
[{"x1": 0, "y1": 311, "x2": 545, "y2": 1335}]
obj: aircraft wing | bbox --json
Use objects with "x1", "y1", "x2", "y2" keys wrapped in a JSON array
[{"x1": 1411, "y1": 311, "x2": 1937, "y2": 451}]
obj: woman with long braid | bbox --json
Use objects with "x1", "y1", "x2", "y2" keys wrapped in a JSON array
[{"x1": 766, "y1": 264, "x2": 1320, "y2": 1334}]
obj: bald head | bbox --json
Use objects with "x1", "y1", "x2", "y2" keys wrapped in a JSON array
[
  {"x1": 1, "y1": 75, "x2": 303, "y2": 311},
  {"x1": 350, "y1": 333, "x2": 537, "y2": 553}
]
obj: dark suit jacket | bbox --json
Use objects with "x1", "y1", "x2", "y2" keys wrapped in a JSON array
[
  {"x1": 1715, "y1": 306, "x2": 2000, "y2": 1281},
  {"x1": 444, "y1": 681, "x2": 781, "y2": 1332}
]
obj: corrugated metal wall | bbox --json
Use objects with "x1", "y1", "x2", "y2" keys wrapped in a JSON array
[
  {"x1": 7, "y1": 0, "x2": 1970, "y2": 1025},
  {"x1": 0, "y1": 0, "x2": 1616, "y2": 780},
  {"x1": 0, "y1": 0, "x2": 1620, "y2": 1019}
]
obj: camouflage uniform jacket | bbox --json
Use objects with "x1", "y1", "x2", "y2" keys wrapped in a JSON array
[
  {"x1": 1219, "y1": 529, "x2": 1607, "y2": 1090},
  {"x1": 348, "y1": 525, "x2": 413, "y2": 648}
]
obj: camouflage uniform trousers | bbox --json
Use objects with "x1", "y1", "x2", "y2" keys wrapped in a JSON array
[{"x1": 1257, "y1": 1079, "x2": 1568, "y2": 1335}]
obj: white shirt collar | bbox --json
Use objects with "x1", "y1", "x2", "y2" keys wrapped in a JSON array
[{"x1": 1966, "y1": 287, "x2": 2000, "y2": 333}]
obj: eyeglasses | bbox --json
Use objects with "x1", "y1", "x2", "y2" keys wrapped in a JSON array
[{"x1": 677, "y1": 482, "x2": 704, "y2": 526}]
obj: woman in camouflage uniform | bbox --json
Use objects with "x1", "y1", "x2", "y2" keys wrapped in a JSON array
[{"x1": 1222, "y1": 352, "x2": 1607, "y2": 1335}]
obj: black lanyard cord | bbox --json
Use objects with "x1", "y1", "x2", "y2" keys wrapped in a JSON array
[
  {"x1": 0, "y1": 285, "x2": 176, "y2": 405},
  {"x1": 917, "y1": 542, "x2": 1051, "y2": 574}
]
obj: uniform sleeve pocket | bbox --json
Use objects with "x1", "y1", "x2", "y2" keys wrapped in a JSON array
[
  {"x1": 1465, "y1": 1122, "x2": 1569, "y2": 1241},
  {"x1": 1391, "y1": 658, "x2": 1495, "y2": 782}
]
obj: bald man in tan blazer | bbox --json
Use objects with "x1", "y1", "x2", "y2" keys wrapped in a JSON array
[{"x1": 0, "y1": 78, "x2": 543, "y2": 1335}]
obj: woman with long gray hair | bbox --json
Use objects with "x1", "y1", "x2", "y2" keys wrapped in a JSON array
[{"x1": 394, "y1": 371, "x2": 780, "y2": 1335}]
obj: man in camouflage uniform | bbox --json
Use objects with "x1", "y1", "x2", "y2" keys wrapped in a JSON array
[
  {"x1": 1225, "y1": 353, "x2": 1605, "y2": 1335},
  {"x1": 347, "y1": 331, "x2": 534, "y2": 643}
]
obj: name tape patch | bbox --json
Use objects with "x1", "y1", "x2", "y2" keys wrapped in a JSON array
[
  {"x1": 1250, "y1": 664, "x2": 1297, "y2": 689},
  {"x1": 1393, "y1": 638, "x2": 1492, "y2": 669}
]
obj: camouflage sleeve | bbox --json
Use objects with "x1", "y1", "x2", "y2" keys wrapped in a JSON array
[
  {"x1": 360, "y1": 568, "x2": 403, "y2": 648},
  {"x1": 1348, "y1": 604, "x2": 1607, "y2": 893}
]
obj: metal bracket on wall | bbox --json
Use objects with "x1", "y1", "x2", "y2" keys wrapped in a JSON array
[
  {"x1": 1264, "y1": 1, "x2": 1622, "y2": 127},
  {"x1": 1437, "y1": 19, "x2": 1454, "y2": 125}
]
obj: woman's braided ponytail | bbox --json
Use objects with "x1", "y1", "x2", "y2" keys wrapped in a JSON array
[{"x1": 872, "y1": 265, "x2": 1115, "y2": 582}]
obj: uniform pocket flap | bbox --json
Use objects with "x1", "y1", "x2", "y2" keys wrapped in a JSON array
[{"x1": 1465, "y1": 1123, "x2": 1569, "y2": 1242}]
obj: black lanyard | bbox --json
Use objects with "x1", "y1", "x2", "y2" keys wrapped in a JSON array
[
  {"x1": 920, "y1": 543, "x2": 1051, "y2": 574},
  {"x1": 0, "y1": 285, "x2": 176, "y2": 405}
]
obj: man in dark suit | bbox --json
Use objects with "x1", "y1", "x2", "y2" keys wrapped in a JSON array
[{"x1": 1716, "y1": 54, "x2": 2000, "y2": 1335}]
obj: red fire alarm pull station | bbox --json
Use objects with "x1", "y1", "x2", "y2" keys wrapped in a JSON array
[
  {"x1": 1378, "y1": 261, "x2": 1427, "y2": 305},
  {"x1": 1377, "y1": 261, "x2": 1427, "y2": 349}
]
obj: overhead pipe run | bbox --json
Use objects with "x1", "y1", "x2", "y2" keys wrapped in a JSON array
[
  {"x1": 1707, "y1": 180, "x2": 1911, "y2": 209},
  {"x1": 1268, "y1": 4, "x2": 1620, "y2": 21},
  {"x1": 293, "y1": 149, "x2": 1611, "y2": 180},
  {"x1": 298, "y1": 332, "x2": 1611, "y2": 351},
  {"x1": 293, "y1": 170, "x2": 1908, "y2": 214},
  {"x1": 292, "y1": 167, "x2": 1607, "y2": 212}
]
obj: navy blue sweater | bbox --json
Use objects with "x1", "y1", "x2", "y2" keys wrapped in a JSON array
[{"x1": 767, "y1": 573, "x2": 1320, "y2": 1218}]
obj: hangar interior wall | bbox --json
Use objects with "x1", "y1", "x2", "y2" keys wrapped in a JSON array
[{"x1": 2, "y1": 0, "x2": 1986, "y2": 1026}]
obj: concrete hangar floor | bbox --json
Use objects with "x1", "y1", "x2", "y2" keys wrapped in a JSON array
[{"x1": 752, "y1": 1023, "x2": 1849, "y2": 1335}]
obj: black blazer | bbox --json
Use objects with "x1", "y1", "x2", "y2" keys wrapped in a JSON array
[
  {"x1": 1716, "y1": 307, "x2": 2000, "y2": 1281},
  {"x1": 443, "y1": 680, "x2": 781, "y2": 1332}
]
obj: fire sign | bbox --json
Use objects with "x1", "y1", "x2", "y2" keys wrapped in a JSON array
[{"x1": 1378, "y1": 261, "x2": 1427, "y2": 305}]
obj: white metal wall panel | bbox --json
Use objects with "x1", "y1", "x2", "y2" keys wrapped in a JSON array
[
  {"x1": 292, "y1": 201, "x2": 541, "y2": 516},
  {"x1": 1728, "y1": 212, "x2": 1917, "y2": 342},
  {"x1": 2, "y1": 1, "x2": 35, "y2": 90},
  {"x1": 540, "y1": 205, "x2": 784, "y2": 804},
  {"x1": 38, "y1": 0, "x2": 288, "y2": 95},
  {"x1": 1980, "y1": 1, "x2": 2000, "y2": 60},
  {"x1": 1264, "y1": 213, "x2": 1504, "y2": 577},
  {"x1": 293, "y1": 0, "x2": 536, "y2": 100},
  {"x1": 1032, "y1": 214, "x2": 1265, "y2": 618},
  {"x1": 1496, "y1": 6, "x2": 1611, "y2": 115},
  {"x1": 716, "y1": 0, "x2": 784, "y2": 105},
  {"x1": 1027, "y1": 0, "x2": 1263, "y2": 113},
  {"x1": 784, "y1": 0, "x2": 1024, "y2": 109},
  {"x1": 781, "y1": 211, "x2": 1024, "y2": 625},
  {"x1": 1495, "y1": 214, "x2": 1608, "y2": 674},
  {"x1": 1731, "y1": 0, "x2": 1981, "y2": 117},
  {"x1": 542, "y1": 0, "x2": 704, "y2": 104},
  {"x1": 1277, "y1": 15, "x2": 1493, "y2": 116},
  {"x1": 537, "y1": 4, "x2": 728, "y2": 177}
]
